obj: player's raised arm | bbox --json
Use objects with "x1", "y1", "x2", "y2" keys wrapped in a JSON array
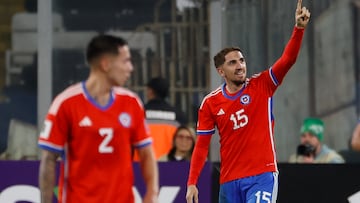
[
  {"x1": 295, "y1": 0, "x2": 310, "y2": 28},
  {"x1": 268, "y1": 0, "x2": 310, "y2": 85}
]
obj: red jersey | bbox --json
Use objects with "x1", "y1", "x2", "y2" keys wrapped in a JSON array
[
  {"x1": 198, "y1": 69, "x2": 278, "y2": 184},
  {"x1": 38, "y1": 82, "x2": 151, "y2": 203},
  {"x1": 188, "y1": 27, "x2": 304, "y2": 185}
]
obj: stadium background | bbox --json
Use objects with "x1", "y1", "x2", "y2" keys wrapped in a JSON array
[{"x1": 0, "y1": 0, "x2": 360, "y2": 202}]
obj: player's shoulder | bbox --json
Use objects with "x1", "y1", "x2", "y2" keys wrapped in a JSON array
[
  {"x1": 249, "y1": 70, "x2": 268, "y2": 80},
  {"x1": 113, "y1": 86, "x2": 144, "y2": 106},
  {"x1": 247, "y1": 69, "x2": 271, "y2": 85},
  {"x1": 49, "y1": 83, "x2": 83, "y2": 114},
  {"x1": 113, "y1": 86, "x2": 138, "y2": 98},
  {"x1": 56, "y1": 83, "x2": 83, "y2": 100},
  {"x1": 204, "y1": 86, "x2": 223, "y2": 100},
  {"x1": 199, "y1": 85, "x2": 223, "y2": 109}
]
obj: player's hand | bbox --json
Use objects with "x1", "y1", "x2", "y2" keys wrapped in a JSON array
[
  {"x1": 143, "y1": 192, "x2": 159, "y2": 203},
  {"x1": 186, "y1": 185, "x2": 199, "y2": 203},
  {"x1": 295, "y1": 0, "x2": 311, "y2": 28}
]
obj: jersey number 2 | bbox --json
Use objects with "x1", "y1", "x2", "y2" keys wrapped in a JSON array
[
  {"x1": 230, "y1": 109, "x2": 248, "y2": 130},
  {"x1": 99, "y1": 128, "x2": 114, "y2": 153}
]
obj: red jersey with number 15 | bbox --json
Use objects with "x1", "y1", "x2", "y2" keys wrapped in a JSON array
[
  {"x1": 188, "y1": 27, "x2": 304, "y2": 185},
  {"x1": 197, "y1": 69, "x2": 279, "y2": 184},
  {"x1": 38, "y1": 82, "x2": 151, "y2": 203}
]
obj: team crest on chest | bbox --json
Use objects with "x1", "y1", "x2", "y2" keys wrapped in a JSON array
[
  {"x1": 119, "y1": 113, "x2": 131, "y2": 128},
  {"x1": 240, "y1": 94, "x2": 251, "y2": 105}
]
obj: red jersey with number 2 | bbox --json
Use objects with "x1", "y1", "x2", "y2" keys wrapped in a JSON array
[{"x1": 38, "y1": 82, "x2": 151, "y2": 203}]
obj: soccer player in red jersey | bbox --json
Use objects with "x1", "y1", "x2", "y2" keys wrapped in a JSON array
[
  {"x1": 186, "y1": 0, "x2": 310, "y2": 202},
  {"x1": 38, "y1": 35, "x2": 159, "y2": 203}
]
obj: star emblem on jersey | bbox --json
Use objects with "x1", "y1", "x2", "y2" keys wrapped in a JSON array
[
  {"x1": 217, "y1": 108, "x2": 225, "y2": 116},
  {"x1": 79, "y1": 116, "x2": 92, "y2": 127},
  {"x1": 240, "y1": 94, "x2": 251, "y2": 105},
  {"x1": 119, "y1": 113, "x2": 131, "y2": 128}
]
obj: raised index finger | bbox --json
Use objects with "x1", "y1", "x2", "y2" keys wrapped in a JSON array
[{"x1": 297, "y1": 0, "x2": 302, "y2": 10}]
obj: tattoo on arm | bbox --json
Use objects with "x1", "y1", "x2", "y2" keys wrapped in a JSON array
[{"x1": 39, "y1": 150, "x2": 59, "y2": 203}]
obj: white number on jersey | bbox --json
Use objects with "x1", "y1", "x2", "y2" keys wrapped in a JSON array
[
  {"x1": 98, "y1": 128, "x2": 114, "y2": 153},
  {"x1": 255, "y1": 191, "x2": 272, "y2": 203},
  {"x1": 40, "y1": 120, "x2": 52, "y2": 139},
  {"x1": 230, "y1": 109, "x2": 248, "y2": 130}
]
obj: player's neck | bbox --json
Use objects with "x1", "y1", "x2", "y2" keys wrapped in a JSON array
[
  {"x1": 85, "y1": 74, "x2": 112, "y2": 106},
  {"x1": 225, "y1": 83, "x2": 244, "y2": 94}
]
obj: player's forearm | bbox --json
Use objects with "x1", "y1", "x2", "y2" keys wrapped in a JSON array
[
  {"x1": 187, "y1": 135, "x2": 211, "y2": 185},
  {"x1": 139, "y1": 147, "x2": 159, "y2": 195},
  {"x1": 39, "y1": 150, "x2": 58, "y2": 203},
  {"x1": 142, "y1": 160, "x2": 159, "y2": 195}
]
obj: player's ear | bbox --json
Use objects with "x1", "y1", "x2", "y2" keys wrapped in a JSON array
[
  {"x1": 99, "y1": 55, "x2": 111, "y2": 72},
  {"x1": 216, "y1": 67, "x2": 225, "y2": 77}
]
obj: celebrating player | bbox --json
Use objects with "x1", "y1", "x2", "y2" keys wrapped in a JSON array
[
  {"x1": 38, "y1": 35, "x2": 159, "y2": 203},
  {"x1": 186, "y1": 0, "x2": 310, "y2": 202}
]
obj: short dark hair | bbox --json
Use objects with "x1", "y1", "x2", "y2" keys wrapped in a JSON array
[
  {"x1": 146, "y1": 77, "x2": 169, "y2": 99},
  {"x1": 86, "y1": 35, "x2": 128, "y2": 65},
  {"x1": 213, "y1": 47, "x2": 243, "y2": 68}
]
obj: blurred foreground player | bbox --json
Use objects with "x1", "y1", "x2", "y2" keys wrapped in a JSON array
[{"x1": 38, "y1": 35, "x2": 159, "y2": 203}]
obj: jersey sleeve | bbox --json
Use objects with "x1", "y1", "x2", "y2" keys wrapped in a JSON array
[
  {"x1": 131, "y1": 96, "x2": 152, "y2": 149},
  {"x1": 38, "y1": 101, "x2": 69, "y2": 154},
  {"x1": 187, "y1": 98, "x2": 214, "y2": 185},
  {"x1": 196, "y1": 98, "x2": 216, "y2": 135},
  {"x1": 187, "y1": 135, "x2": 211, "y2": 185}
]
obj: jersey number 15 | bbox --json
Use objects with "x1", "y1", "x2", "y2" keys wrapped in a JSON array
[{"x1": 230, "y1": 109, "x2": 248, "y2": 130}]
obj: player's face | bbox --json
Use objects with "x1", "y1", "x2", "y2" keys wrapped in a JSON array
[
  {"x1": 217, "y1": 51, "x2": 247, "y2": 86},
  {"x1": 175, "y1": 129, "x2": 194, "y2": 153},
  {"x1": 300, "y1": 132, "x2": 320, "y2": 149},
  {"x1": 107, "y1": 45, "x2": 133, "y2": 86}
]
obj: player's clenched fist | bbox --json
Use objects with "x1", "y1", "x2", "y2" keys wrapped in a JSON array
[{"x1": 295, "y1": 0, "x2": 311, "y2": 28}]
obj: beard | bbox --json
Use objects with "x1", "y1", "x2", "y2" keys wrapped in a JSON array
[{"x1": 231, "y1": 78, "x2": 246, "y2": 87}]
